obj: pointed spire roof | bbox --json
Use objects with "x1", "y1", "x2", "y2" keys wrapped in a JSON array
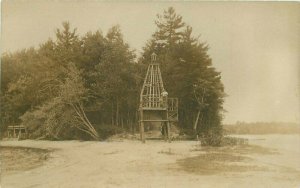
[
  {"x1": 140, "y1": 53, "x2": 166, "y2": 108},
  {"x1": 151, "y1": 52, "x2": 157, "y2": 63}
]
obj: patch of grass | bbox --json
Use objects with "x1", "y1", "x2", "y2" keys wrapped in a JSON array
[
  {"x1": 0, "y1": 146, "x2": 51, "y2": 174},
  {"x1": 178, "y1": 144, "x2": 273, "y2": 175},
  {"x1": 221, "y1": 136, "x2": 248, "y2": 146},
  {"x1": 177, "y1": 154, "x2": 262, "y2": 175},
  {"x1": 158, "y1": 148, "x2": 176, "y2": 155}
]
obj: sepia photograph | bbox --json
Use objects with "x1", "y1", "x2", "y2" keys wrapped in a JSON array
[{"x1": 0, "y1": 1, "x2": 299, "y2": 188}]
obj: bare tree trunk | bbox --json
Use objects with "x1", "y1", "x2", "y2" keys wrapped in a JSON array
[
  {"x1": 121, "y1": 117, "x2": 124, "y2": 129},
  {"x1": 193, "y1": 110, "x2": 201, "y2": 130},
  {"x1": 127, "y1": 111, "x2": 130, "y2": 128},
  {"x1": 71, "y1": 102, "x2": 99, "y2": 140},
  {"x1": 111, "y1": 102, "x2": 114, "y2": 126},
  {"x1": 116, "y1": 98, "x2": 119, "y2": 127},
  {"x1": 130, "y1": 119, "x2": 133, "y2": 134}
]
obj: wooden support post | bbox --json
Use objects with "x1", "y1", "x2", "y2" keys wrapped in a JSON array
[
  {"x1": 139, "y1": 109, "x2": 145, "y2": 143},
  {"x1": 167, "y1": 121, "x2": 171, "y2": 143},
  {"x1": 18, "y1": 129, "x2": 21, "y2": 139},
  {"x1": 139, "y1": 121, "x2": 142, "y2": 140},
  {"x1": 25, "y1": 128, "x2": 28, "y2": 139},
  {"x1": 163, "y1": 123, "x2": 167, "y2": 141},
  {"x1": 140, "y1": 121, "x2": 145, "y2": 143}
]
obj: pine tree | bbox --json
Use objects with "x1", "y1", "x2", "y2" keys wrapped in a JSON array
[
  {"x1": 140, "y1": 7, "x2": 225, "y2": 145},
  {"x1": 54, "y1": 22, "x2": 83, "y2": 67},
  {"x1": 154, "y1": 7, "x2": 185, "y2": 47}
]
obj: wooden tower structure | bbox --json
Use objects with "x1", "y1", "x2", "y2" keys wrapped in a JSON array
[{"x1": 139, "y1": 53, "x2": 178, "y2": 143}]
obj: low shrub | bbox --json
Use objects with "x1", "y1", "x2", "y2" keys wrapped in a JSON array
[
  {"x1": 221, "y1": 136, "x2": 248, "y2": 146},
  {"x1": 96, "y1": 125, "x2": 124, "y2": 140}
]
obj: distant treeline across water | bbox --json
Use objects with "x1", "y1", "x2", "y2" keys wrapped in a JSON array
[{"x1": 224, "y1": 122, "x2": 300, "y2": 135}]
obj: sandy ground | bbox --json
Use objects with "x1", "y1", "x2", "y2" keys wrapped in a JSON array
[{"x1": 1, "y1": 135, "x2": 300, "y2": 188}]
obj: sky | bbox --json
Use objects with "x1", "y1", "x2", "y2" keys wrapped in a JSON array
[{"x1": 1, "y1": 1, "x2": 299, "y2": 124}]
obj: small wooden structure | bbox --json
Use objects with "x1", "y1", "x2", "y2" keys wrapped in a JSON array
[
  {"x1": 138, "y1": 53, "x2": 178, "y2": 142},
  {"x1": 6, "y1": 125, "x2": 27, "y2": 140}
]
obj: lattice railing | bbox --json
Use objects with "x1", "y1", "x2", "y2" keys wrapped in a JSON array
[
  {"x1": 141, "y1": 95, "x2": 167, "y2": 108},
  {"x1": 168, "y1": 98, "x2": 178, "y2": 121}
]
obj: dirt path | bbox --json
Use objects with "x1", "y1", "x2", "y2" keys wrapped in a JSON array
[{"x1": 1, "y1": 135, "x2": 300, "y2": 188}]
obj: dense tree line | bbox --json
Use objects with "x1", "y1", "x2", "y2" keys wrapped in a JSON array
[
  {"x1": 1, "y1": 8, "x2": 225, "y2": 144},
  {"x1": 224, "y1": 122, "x2": 300, "y2": 135}
]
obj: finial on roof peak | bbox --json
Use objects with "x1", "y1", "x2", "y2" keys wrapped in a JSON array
[{"x1": 151, "y1": 52, "x2": 157, "y2": 63}]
